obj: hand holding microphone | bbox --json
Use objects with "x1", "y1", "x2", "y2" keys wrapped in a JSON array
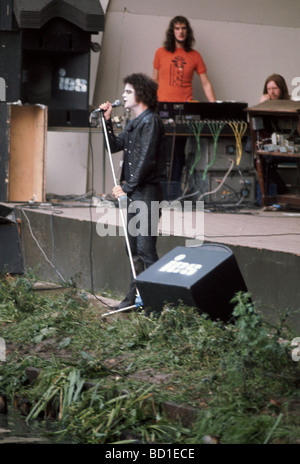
[{"x1": 92, "y1": 99, "x2": 122, "y2": 121}]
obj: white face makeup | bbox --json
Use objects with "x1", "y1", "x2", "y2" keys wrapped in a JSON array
[{"x1": 122, "y1": 84, "x2": 137, "y2": 110}]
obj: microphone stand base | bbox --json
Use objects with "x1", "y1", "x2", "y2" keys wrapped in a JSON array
[{"x1": 101, "y1": 304, "x2": 140, "y2": 317}]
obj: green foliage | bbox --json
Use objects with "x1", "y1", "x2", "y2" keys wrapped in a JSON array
[
  {"x1": 0, "y1": 274, "x2": 36, "y2": 321},
  {"x1": 0, "y1": 275, "x2": 299, "y2": 444}
]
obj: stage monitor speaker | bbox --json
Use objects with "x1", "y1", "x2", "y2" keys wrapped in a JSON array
[
  {"x1": 136, "y1": 244, "x2": 248, "y2": 322},
  {"x1": 0, "y1": 206, "x2": 23, "y2": 274}
]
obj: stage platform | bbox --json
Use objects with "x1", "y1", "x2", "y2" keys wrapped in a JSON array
[{"x1": 3, "y1": 200, "x2": 300, "y2": 329}]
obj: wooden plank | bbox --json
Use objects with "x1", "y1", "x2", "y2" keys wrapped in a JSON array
[
  {"x1": 276, "y1": 194, "x2": 300, "y2": 209},
  {"x1": 247, "y1": 100, "x2": 300, "y2": 114},
  {"x1": 8, "y1": 105, "x2": 47, "y2": 202}
]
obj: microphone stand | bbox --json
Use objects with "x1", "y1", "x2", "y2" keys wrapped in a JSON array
[{"x1": 98, "y1": 109, "x2": 143, "y2": 315}]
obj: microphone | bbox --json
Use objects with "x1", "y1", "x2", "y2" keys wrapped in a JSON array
[
  {"x1": 111, "y1": 99, "x2": 122, "y2": 108},
  {"x1": 91, "y1": 100, "x2": 122, "y2": 115}
]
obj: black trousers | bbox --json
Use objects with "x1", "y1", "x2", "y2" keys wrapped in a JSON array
[{"x1": 122, "y1": 183, "x2": 164, "y2": 303}]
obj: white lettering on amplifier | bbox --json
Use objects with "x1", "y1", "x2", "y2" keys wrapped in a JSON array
[
  {"x1": 158, "y1": 254, "x2": 202, "y2": 276},
  {"x1": 58, "y1": 68, "x2": 87, "y2": 93}
]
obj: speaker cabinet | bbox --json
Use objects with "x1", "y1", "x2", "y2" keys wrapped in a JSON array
[
  {"x1": 0, "y1": 18, "x2": 91, "y2": 127},
  {"x1": 0, "y1": 0, "x2": 13, "y2": 31},
  {"x1": 136, "y1": 244, "x2": 248, "y2": 321},
  {"x1": 0, "y1": 206, "x2": 23, "y2": 274}
]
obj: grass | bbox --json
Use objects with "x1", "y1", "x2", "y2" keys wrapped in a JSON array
[{"x1": 0, "y1": 272, "x2": 299, "y2": 444}]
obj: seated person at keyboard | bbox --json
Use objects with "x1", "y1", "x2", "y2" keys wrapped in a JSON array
[
  {"x1": 259, "y1": 74, "x2": 291, "y2": 195},
  {"x1": 259, "y1": 74, "x2": 290, "y2": 103}
]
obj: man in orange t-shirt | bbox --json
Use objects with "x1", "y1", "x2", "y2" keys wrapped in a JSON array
[
  {"x1": 152, "y1": 16, "x2": 216, "y2": 182},
  {"x1": 152, "y1": 16, "x2": 216, "y2": 103}
]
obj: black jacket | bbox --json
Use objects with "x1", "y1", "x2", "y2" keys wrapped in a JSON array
[{"x1": 106, "y1": 108, "x2": 166, "y2": 195}]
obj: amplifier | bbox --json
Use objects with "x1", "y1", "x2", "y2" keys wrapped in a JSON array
[
  {"x1": 158, "y1": 101, "x2": 248, "y2": 135},
  {"x1": 0, "y1": 205, "x2": 23, "y2": 274},
  {"x1": 207, "y1": 172, "x2": 256, "y2": 204},
  {"x1": 185, "y1": 137, "x2": 254, "y2": 172}
]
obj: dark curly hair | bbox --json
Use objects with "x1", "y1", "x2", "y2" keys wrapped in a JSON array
[
  {"x1": 123, "y1": 73, "x2": 158, "y2": 111},
  {"x1": 164, "y1": 16, "x2": 195, "y2": 53}
]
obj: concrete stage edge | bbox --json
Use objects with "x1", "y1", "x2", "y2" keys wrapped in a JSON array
[{"x1": 9, "y1": 202, "x2": 300, "y2": 330}]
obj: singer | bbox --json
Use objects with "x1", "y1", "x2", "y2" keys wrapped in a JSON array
[{"x1": 99, "y1": 73, "x2": 166, "y2": 309}]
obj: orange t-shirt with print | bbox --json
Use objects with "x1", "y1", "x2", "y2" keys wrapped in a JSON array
[{"x1": 153, "y1": 47, "x2": 207, "y2": 102}]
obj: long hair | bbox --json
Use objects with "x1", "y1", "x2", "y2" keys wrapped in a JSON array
[
  {"x1": 263, "y1": 74, "x2": 290, "y2": 100},
  {"x1": 123, "y1": 73, "x2": 158, "y2": 111},
  {"x1": 164, "y1": 16, "x2": 195, "y2": 53}
]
